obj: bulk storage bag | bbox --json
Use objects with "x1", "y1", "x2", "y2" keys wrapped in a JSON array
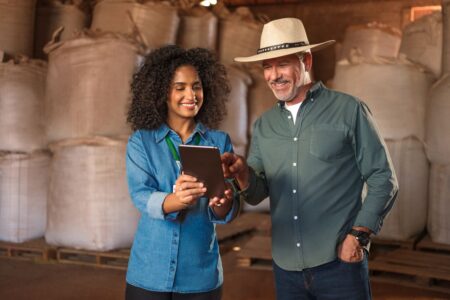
[
  {"x1": 333, "y1": 55, "x2": 433, "y2": 140},
  {"x1": 0, "y1": 0, "x2": 36, "y2": 56},
  {"x1": 0, "y1": 57, "x2": 47, "y2": 152},
  {"x1": 219, "y1": 66, "x2": 251, "y2": 157},
  {"x1": 45, "y1": 137, "x2": 139, "y2": 251},
  {"x1": 218, "y1": 7, "x2": 263, "y2": 64},
  {"x1": 34, "y1": 0, "x2": 89, "y2": 59},
  {"x1": 426, "y1": 74, "x2": 450, "y2": 164},
  {"x1": 426, "y1": 0, "x2": 450, "y2": 164},
  {"x1": 376, "y1": 137, "x2": 429, "y2": 241},
  {"x1": 91, "y1": 0, "x2": 179, "y2": 49},
  {"x1": 45, "y1": 29, "x2": 143, "y2": 142},
  {"x1": 428, "y1": 163, "x2": 450, "y2": 245},
  {"x1": 338, "y1": 22, "x2": 401, "y2": 61},
  {"x1": 177, "y1": 7, "x2": 218, "y2": 50},
  {"x1": 400, "y1": 12, "x2": 442, "y2": 79},
  {"x1": 0, "y1": 151, "x2": 50, "y2": 243},
  {"x1": 247, "y1": 66, "x2": 278, "y2": 136},
  {"x1": 444, "y1": 1, "x2": 450, "y2": 76}
]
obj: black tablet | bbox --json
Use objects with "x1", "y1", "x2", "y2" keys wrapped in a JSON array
[{"x1": 178, "y1": 145, "x2": 226, "y2": 199}]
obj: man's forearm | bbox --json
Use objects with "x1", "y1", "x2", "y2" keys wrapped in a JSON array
[{"x1": 240, "y1": 167, "x2": 269, "y2": 206}]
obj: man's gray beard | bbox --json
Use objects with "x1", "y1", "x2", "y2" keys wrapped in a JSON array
[{"x1": 273, "y1": 82, "x2": 302, "y2": 102}]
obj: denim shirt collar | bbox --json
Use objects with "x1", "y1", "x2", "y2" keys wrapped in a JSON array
[{"x1": 154, "y1": 122, "x2": 207, "y2": 144}]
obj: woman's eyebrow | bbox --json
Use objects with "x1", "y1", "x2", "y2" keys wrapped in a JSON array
[{"x1": 172, "y1": 81, "x2": 201, "y2": 85}]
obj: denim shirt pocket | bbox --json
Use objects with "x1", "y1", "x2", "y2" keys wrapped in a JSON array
[{"x1": 309, "y1": 124, "x2": 351, "y2": 161}]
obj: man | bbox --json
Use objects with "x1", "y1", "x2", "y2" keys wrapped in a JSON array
[{"x1": 222, "y1": 18, "x2": 398, "y2": 299}]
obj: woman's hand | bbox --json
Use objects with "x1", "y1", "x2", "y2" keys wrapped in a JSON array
[
  {"x1": 174, "y1": 174, "x2": 207, "y2": 207},
  {"x1": 208, "y1": 183, "x2": 234, "y2": 219},
  {"x1": 163, "y1": 174, "x2": 206, "y2": 214}
]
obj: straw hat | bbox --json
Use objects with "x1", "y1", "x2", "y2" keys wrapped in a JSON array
[{"x1": 234, "y1": 18, "x2": 335, "y2": 62}]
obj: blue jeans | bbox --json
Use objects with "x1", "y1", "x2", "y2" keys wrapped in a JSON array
[{"x1": 272, "y1": 253, "x2": 371, "y2": 300}]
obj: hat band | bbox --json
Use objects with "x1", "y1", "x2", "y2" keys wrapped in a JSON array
[{"x1": 257, "y1": 42, "x2": 309, "y2": 54}]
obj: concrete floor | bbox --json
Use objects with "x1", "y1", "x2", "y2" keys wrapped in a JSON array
[{"x1": 1, "y1": 245, "x2": 449, "y2": 300}]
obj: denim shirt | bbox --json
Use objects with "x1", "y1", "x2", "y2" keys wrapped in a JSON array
[{"x1": 126, "y1": 123, "x2": 239, "y2": 293}]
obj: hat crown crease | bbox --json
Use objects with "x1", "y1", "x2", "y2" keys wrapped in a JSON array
[{"x1": 260, "y1": 18, "x2": 309, "y2": 48}]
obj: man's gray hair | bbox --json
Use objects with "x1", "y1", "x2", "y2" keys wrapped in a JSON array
[{"x1": 296, "y1": 50, "x2": 311, "y2": 61}]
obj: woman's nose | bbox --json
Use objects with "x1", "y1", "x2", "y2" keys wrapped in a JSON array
[{"x1": 185, "y1": 88, "x2": 196, "y2": 99}]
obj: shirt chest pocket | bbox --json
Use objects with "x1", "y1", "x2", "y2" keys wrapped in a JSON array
[{"x1": 309, "y1": 125, "x2": 351, "y2": 161}]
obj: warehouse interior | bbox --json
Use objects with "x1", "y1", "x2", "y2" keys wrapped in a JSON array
[{"x1": 1, "y1": 0, "x2": 450, "y2": 299}]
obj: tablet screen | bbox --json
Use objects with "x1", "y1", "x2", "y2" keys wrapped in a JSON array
[{"x1": 178, "y1": 145, "x2": 226, "y2": 199}]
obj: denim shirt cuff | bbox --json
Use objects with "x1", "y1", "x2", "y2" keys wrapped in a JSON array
[
  {"x1": 208, "y1": 194, "x2": 240, "y2": 224},
  {"x1": 147, "y1": 191, "x2": 177, "y2": 220},
  {"x1": 354, "y1": 210, "x2": 382, "y2": 234}
]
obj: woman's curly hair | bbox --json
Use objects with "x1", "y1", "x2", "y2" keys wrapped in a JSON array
[{"x1": 128, "y1": 45, "x2": 230, "y2": 131}]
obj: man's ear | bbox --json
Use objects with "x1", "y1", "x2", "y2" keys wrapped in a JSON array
[{"x1": 303, "y1": 52, "x2": 313, "y2": 73}]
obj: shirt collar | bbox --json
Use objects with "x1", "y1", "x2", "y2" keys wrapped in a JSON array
[
  {"x1": 193, "y1": 123, "x2": 207, "y2": 142},
  {"x1": 308, "y1": 81, "x2": 324, "y2": 96},
  {"x1": 277, "y1": 81, "x2": 325, "y2": 109},
  {"x1": 155, "y1": 122, "x2": 207, "y2": 143}
]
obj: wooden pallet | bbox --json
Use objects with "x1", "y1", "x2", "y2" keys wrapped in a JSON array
[
  {"x1": 0, "y1": 238, "x2": 57, "y2": 261},
  {"x1": 57, "y1": 247, "x2": 130, "y2": 270},
  {"x1": 236, "y1": 235, "x2": 272, "y2": 271},
  {"x1": 372, "y1": 231, "x2": 425, "y2": 250},
  {"x1": 217, "y1": 212, "x2": 271, "y2": 242},
  {"x1": 416, "y1": 235, "x2": 450, "y2": 255},
  {"x1": 370, "y1": 248, "x2": 450, "y2": 294}
]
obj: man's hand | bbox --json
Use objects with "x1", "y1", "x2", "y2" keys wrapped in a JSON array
[
  {"x1": 338, "y1": 234, "x2": 364, "y2": 263},
  {"x1": 221, "y1": 152, "x2": 249, "y2": 190},
  {"x1": 338, "y1": 226, "x2": 371, "y2": 262}
]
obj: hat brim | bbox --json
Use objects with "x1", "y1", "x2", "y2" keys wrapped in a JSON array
[{"x1": 234, "y1": 40, "x2": 335, "y2": 63}]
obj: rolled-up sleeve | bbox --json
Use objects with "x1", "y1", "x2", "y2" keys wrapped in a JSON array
[
  {"x1": 208, "y1": 196, "x2": 240, "y2": 224},
  {"x1": 352, "y1": 102, "x2": 399, "y2": 233},
  {"x1": 126, "y1": 132, "x2": 178, "y2": 221},
  {"x1": 244, "y1": 121, "x2": 270, "y2": 206}
]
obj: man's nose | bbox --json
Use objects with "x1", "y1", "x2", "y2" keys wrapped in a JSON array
[{"x1": 266, "y1": 67, "x2": 280, "y2": 81}]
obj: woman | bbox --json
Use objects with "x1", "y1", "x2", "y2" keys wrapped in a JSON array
[{"x1": 125, "y1": 45, "x2": 239, "y2": 300}]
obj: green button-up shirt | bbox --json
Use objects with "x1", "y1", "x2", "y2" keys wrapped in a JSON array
[{"x1": 243, "y1": 82, "x2": 398, "y2": 271}]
